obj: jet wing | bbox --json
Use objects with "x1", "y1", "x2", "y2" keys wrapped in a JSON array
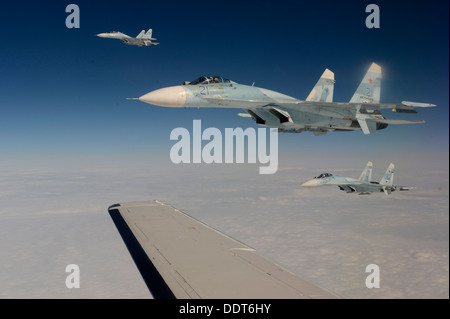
[
  {"x1": 207, "y1": 97, "x2": 435, "y2": 112},
  {"x1": 108, "y1": 200, "x2": 338, "y2": 299},
  {"x1": 339, "y1": 183, "x2": 414, "y2": 194},
  {"x1": 222, "y1": 98, "x2": 432, "y2": 130},
  {"x1": 291, "y1": 100, "x2": 436, "y2": 110},
  {"x1": 203, "y1": 96, "x2": 280, "y2": 108},
  {"x1": 342, "y1": 183, "x2": 382, "y2": 194},
  {"x1": 248, "y1": 100, "x2": 431, "y2": 134}
]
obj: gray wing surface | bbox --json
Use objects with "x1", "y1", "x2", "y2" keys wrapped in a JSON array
[
  {"x1": 108, "y1": 201, "x2": 338, "y2": 299},
  {"x1": 345, "y1": 183, "x2": 382, "y2": 194}
]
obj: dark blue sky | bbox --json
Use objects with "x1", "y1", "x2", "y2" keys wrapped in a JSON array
[{"x1": 1, "y1": 0, "x2": 448, "y2": 162}]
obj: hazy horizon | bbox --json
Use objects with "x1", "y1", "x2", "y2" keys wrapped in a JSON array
[{"x1": 0, "y1": 0, "x2": 448, "y2": 299}]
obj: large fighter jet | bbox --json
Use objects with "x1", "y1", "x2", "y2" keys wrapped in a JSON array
[
  {"x1": 301, "y1": 162, "x2": 415, "y2": 195},
  {"x1": 97, "y1": 29, "x2": 159, "y2": 46},
  {"x1": 136, "y1": 63, "x2": 435, "y2": 135}
]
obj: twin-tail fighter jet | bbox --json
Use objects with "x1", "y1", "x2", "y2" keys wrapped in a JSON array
[
  {"x1": 301, "y1": 161, "x2": 415, "y2": 195},
  {"x1": 97, "y1": 29, "x2": 159, "y2": 46},
  {"x1": 136, "y1": 63, "x2": 435, "y2": 135}
]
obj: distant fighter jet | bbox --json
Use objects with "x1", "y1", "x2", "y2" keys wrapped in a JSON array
[
  {"x1": 301, "y1": 162, "x2": 415, "y2": 195},
  {"x1": 97, "y1": 29, "x2": 159, "y2": 46},
  {"x1": 135, "y1": 63, "x2": 435, "y2": 135}
]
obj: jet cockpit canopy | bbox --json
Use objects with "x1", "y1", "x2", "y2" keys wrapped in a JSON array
[
  {"x1": 183, "y1": 75, "x2": 232, "y2": 85},
  {"x1": 316, "y1": 173, "x2": 333, "y2": 179}
]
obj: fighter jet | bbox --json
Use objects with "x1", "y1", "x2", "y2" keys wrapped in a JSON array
[
  {"x1": 301, "y1": 162, "x2": 415, "y2": 195},
  {"x1": 136, "y1": 63, "x2": 435, "y2": 135},
  {"x1": 97, "y1": 29, "x2": 159, "y2": 46}
]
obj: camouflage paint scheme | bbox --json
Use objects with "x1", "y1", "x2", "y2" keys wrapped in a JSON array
[
  {"x1": 97, "y1": 29, "x2": 159, "y2": 46},
  {"x1": 301, "y1": 161, "x2": 415, "y2": 195},
  {"x1": 138, "y1": 63, "x2": 435, "y2": 135}
]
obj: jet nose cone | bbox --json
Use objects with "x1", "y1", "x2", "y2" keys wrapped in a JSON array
[
  {"x1": 139, "y1": 86, "x2": 186, "y2": 107},
  {"x1": 301, "y1": 179, "x2": 320, "y2": 187},
  {"x1": 96, "y1": 33, "x2": 108, "y2": 38}
]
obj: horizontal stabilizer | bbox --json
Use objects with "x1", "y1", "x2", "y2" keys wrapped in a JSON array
[
  {"x1": 401, "y1": 101, "x2": 436, "y2": 108},
  {"x1": 375, "y1": 119, "x2": 425, "y2": 124},
  {"x1": 399, "y1": 186, "x2": 415, "y2": 191}
]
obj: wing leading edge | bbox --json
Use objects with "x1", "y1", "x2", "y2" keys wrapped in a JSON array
[{"x1": 108, "y1": 201, "x2": 338, "y2": 299}]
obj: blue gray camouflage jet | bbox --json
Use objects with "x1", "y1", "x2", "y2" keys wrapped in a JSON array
[
  {"x1": 301, "y1": 162, "x2": 414, "y2": 195},
  {"x1": 136, "y1": 63, "x2": 434, "y2": 135},
  {"x1": 97, "y1": 29, "x2": 159, "y2": 46}
]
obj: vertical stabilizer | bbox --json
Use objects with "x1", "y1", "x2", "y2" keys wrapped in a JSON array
[
  {"x1": 358, "y1": 161, "x2": 373, "y2": 182},
  {"x1": 350, "y1": 62, "x2": 382, "y2": 104},
  {"x1": 380, "y1": 163, "x2": 395, "y2": 186},
  {"x1": 306, "y1": 69, "x2": 335, "y2": 103},
  {"x1": 144, "y1": 29, "x2": 156, "y2": 40},
  {"x1": 136, "y1": 30, "x2": 146, "y2": 38}
]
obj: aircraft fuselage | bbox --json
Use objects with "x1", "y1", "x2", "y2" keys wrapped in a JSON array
[{"x1": 138, "y1": 82, "x2": 370, "y2": 132}]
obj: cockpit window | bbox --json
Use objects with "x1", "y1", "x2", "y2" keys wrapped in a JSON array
[
  {"x1": 186, "y1": 75, "x2": 231, "y2": 85},
  {"x1": 316, "y1": 173, "x2": 333, "y2": 179}
]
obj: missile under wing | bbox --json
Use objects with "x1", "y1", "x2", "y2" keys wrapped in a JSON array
[
  {"x1": 136, "y1": 63, "x2": 435, "y2": 135},
  {"x1": 108, "y1": 200, "x2": 338, "y2": 298}
]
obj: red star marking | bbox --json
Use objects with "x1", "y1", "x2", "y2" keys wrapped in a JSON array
[{"x1": 368, "y1": 78, "x2": 373, "y2": 84}]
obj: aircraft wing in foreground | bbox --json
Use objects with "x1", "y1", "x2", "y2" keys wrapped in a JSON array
[
  {"x1": 302, "y1": 162, "x2": 415, "y2": 195},
  {"x1": 136, "y1": 63, "x2": 434, "y2": 135},
  {"x1": 108, "y1": 201, "x2": 338, "y2": 298}
]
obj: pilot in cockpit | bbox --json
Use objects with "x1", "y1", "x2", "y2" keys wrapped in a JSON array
[{"x1": 316, "y1": 173, "x2": 332, "y2": 179}]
